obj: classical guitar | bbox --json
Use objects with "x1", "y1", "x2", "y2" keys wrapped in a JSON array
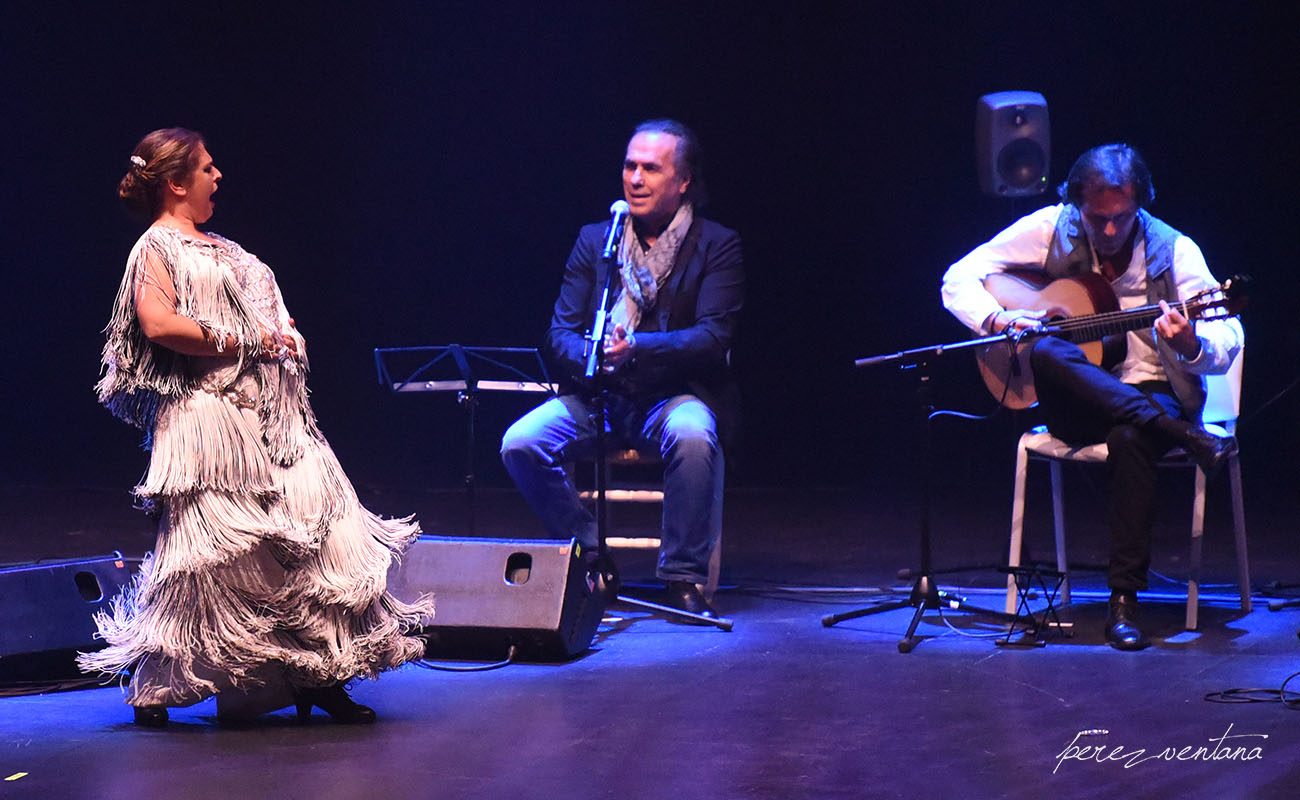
[{"x1": 976, "y1": 269, "x2": 1250, "y2": 409}]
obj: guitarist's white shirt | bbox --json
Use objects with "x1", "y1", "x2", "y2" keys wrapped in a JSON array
[
  {"x1": 941, "y1": 203, "x2": 1243, "y2": 385},
  {"x1": 1110, "y1": 239, "x2": 1170, "y2": 385}
]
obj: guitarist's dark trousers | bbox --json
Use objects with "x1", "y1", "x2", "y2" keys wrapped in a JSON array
[{"x1": 1029, "y1": 336, "x2": 1185, "y2": 594}]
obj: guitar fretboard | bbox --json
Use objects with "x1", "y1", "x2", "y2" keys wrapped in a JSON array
[{"x1": 1055, "y1": 299, "x2": 1210, "y2": 343}]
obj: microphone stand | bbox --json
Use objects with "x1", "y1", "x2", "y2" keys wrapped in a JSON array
[
  {"x1": 822, "y1": 333, "x2": 1036, "y2": 652},
  {"x1": 582, "y1": 219, "x2": 732, "y2": 631},
  {"x1": 582, "y1": 233, "x2": 618, "y2": 599}
]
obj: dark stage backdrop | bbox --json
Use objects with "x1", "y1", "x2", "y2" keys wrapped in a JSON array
[{"x1": 3, "y1": 2, "x2": 1296, "y2": 504}]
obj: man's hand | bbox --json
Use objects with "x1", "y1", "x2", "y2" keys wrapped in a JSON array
[
  {"x1": 602, "y1": 324, "x2": 635, "y2": 370},
  {"x1": 989, "y1": 308, "x2": 1047, "y2": 334},
  {"x1": 1155, "y1": 300, "x2": 1201, "y2": 359}
]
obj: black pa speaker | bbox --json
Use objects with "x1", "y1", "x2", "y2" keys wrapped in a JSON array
[
  {"x1": 0, "y1": 553, "x2": 136, "y2": 681},
  {"x1": 976, "y1": 91, "x2": 1050, "y2": 197},
  {"x1": 388, "y1": 536, "x2": 605, "y2": 662}
]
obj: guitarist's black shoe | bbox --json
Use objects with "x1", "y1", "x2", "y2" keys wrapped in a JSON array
[
  {"x1": 1105, "y1": 592, "x2": 1149, "y2": 651},
  {"x1": 1147, "y1": 415, "x2": 1237, "y2": 481},
  {"x1": 1182, "y1": 428, "x2": 1238, "y2": 482}
]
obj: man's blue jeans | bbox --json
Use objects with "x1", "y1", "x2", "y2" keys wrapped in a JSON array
[{"x1": 500, "y1": 393, "x2": 724, "y2": 584}]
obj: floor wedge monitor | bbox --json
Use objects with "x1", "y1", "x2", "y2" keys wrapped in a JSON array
[{"x1": 388, "y1": 536, "x2": 604, "y2": 661}]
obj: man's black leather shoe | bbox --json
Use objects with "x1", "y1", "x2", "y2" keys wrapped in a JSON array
[
  {"x1": 1181, "y1": 427, "x2": 1238, "y2": 482},
  {"x1": 1105, "y1": 592, "x2": 1150, "y2": 651},
  {"x1": 1149, "y1": 414, "x2": 1237, "y2": 481},
  {"x1": 583, "y1": 549, "x2": 621, "y2": 601},
  {"x1": 665, "y1": 580, "x2": 717, "y2": 623}
]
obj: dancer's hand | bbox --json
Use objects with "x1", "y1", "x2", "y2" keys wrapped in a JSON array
[{"x1": 257, "y1": 325, "x2": 299, "y2": 361}]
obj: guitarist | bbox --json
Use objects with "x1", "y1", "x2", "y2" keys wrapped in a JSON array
[{"x1": 941, "y1": 144, "x2": 1243, "y2": 651}]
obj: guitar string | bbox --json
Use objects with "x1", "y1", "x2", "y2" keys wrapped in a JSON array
[
  {"x1": 1047, "y1": 279, "x2": 1239, "y2": 329},
  {"x1": 1049, "y1": 295, "x2": 1211, "y2": 327},
  {"x1": 1044, "y1": 297, "x2": 1221, "y2": 340}
]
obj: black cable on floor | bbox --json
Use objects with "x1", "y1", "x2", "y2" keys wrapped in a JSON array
[
  {"x1": 413, "y1": 645, "x2": 517, "y2": 672},
  {"x1": 1204, "y1": 669, "x2": 1300, "y2": 708}
]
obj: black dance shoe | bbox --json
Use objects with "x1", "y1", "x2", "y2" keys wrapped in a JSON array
[
  {"x1": 132, "y1": 705, "x2": 169, "y2": 728},
  {"x1": 295, "y1": 684, "x2": 377, "y2": 724},
  {"x1": 664, "y1": 580, "x2": 718, "y2": 623},
  {"x1": 1105, "y1": 592, "x2": 1150, "y2": 651}
]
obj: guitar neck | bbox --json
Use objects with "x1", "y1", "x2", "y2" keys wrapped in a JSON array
[{"x1": 1053, "y1": 299, "x2": 1207, "y2": 343}]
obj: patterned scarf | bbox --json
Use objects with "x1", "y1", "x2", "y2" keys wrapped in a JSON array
[{"x1": 608, "y1": 202, "x2": 694, "y2": 336}]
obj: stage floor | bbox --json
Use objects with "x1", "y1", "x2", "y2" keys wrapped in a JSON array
[{"x1": 2, "y1": 482, "x2": 1298, "y2": 798}]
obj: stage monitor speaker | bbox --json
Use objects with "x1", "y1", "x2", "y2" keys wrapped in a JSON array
[
  {"x1": 976, "y1": 91, "x2": 1050, "y2": 197},
  {"x1": 0, "y1": 553, "x2": 136, "y2": 681},
  {"x1": 387, "y1": 536, "x2": 604, "y2": 662}
]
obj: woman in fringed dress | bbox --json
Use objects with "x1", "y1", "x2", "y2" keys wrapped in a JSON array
[{"x1": 78, "y1": 128, "x2": 433, "y2": 727}]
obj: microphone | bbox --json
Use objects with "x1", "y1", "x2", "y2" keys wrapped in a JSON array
[{"x1": 602, "y1": 200, "x2": 630, "y2": 261}]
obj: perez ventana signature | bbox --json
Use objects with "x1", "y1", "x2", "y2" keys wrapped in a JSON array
[{"x1": 1054, "y1": 725, "x2": 1266, "y2": 774}]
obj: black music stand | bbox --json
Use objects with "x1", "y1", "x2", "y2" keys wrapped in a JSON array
[
  {"x1": 375, "y1": 345, "x2": 555, "y2": 536},
  {"x1": 822, "y1": 335, "x2": 1033, "y2": 652}
]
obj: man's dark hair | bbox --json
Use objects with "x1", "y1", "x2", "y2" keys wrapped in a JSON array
[
  {"x1": 1058, "y1": 143, "x2": 1156, "y2": 208},
  {"x1": 633, "y1": 118, "x2": 708, "y2": 207}
]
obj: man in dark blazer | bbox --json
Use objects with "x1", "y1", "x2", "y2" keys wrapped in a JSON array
[{"x1": 501, "y1": 119, "x2": 743, "y2": 619}]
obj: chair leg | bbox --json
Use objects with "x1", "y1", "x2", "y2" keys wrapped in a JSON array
[
  {"x1": 1187, "y1": 467, "x2": 1208, "y2": 631},
  {"x1": 1007, "y1": 442, "x2": 1031, "y2": 615},
  {"x1": 1229, "y1": 455, "x2": 1251, "y2": 612},
  {"x1": 1048, "y1": 461, "x2": 1069, "y2": 605}
]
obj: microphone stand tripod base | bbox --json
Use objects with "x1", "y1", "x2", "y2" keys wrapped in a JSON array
[
  {"x1": 822, "y1": 575, "x2": 1030, "y2": 653},
  {"x1": 614, "y1": 595, "x2": 735, "y2": 631}
]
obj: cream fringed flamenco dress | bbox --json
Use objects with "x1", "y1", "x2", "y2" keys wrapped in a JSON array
[{"x1": 78, "y1": 226, "x2": 433, "y2": 714}]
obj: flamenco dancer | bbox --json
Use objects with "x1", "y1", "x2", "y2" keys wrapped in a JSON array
[{"x1": 79, "y1": 128, "x2": 433, "y2": 726}]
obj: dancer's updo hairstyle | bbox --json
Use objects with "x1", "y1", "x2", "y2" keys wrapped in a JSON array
[{"x1": 119, "y1": 128, "x2": 206, "y2": 220}]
